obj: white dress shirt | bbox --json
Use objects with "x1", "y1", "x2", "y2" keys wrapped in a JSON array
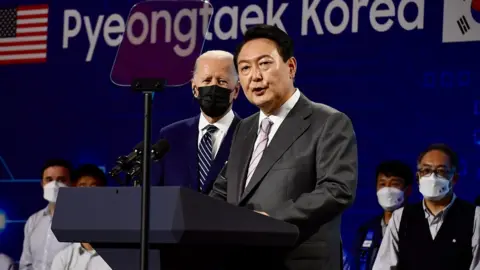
[
  {"x1": 381, "y1": 217, "x2": 388, "y2": 237},
  {"x1": 255, "y1": 89, "x2": 301, "y2": 149},
  {"x1": 20, "y1": 206, "x2": 71, "y2": 270},
  {"x1": 373, "y1": 194, "x2": 480, "y2": 270},
  {"x1": 50, "y1": 243, "x2": 111, "y2": 270},
  {"x1": 198, "y1": 109, "x2": 235, "y2": 159},
  {"x1": 0, "y1": 253, "x2": 13, "y2": 270}
]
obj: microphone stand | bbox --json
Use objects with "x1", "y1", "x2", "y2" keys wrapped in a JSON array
[
  {"x1": 127, "y1": 161, "x2": 142, "y2": 187},
  {"x1": 132, "y1": 78, "x2": 166, "y2": 270}
]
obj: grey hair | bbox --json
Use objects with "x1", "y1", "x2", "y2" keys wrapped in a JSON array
[{"x1": 192, "y1": 50, "x2": 238, "y2": 82}]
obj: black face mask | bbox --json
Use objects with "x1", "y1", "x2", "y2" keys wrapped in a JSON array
[{"x1": 196, "y1": 85, "x2": 232, "y2": 118}]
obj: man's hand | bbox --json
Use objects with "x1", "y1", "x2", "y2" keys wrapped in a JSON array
[{"x1": 254, "y1": 210, "x2": 269, "y2": 216}]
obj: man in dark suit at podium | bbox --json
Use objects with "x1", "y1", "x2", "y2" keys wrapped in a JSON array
[
  {"x1": 210, "y1": 24, "x2": 358, "y2": 269},
  {"x1": 154, "y1": 50, "x2": 241, "y2": 194}
]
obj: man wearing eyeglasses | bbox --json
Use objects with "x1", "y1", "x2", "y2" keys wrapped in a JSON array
[{"x1": 373, "y1": 143, "x2": 480, "y2": 270}]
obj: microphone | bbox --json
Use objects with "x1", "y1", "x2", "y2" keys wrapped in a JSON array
[
  {"x1": 126, "y1": 139, "x2": 170, "y2": 177},
  {"x1": 109, "y1": 141, "x2": 144, "y2": 177},
  {"x1": 151, "y1": 139, "x2": 170, "y2": 161}
]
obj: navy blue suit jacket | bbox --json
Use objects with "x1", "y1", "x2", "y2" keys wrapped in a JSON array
[
  {"x1": 352, "y1": 214, "x2": 384, "y2": 270},
  {"x1": 154, "y1": 113, "x2": 241, "y2": 194}
]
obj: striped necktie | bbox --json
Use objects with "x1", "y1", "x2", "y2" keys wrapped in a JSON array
[
  {"x1": 198, "y1": 125, "x2": 218, "y2": 191},
  {"x1": 245, "y1": 117, "x2": 273, "y2": 188}
]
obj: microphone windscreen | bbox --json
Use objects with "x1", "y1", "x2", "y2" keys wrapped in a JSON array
[
  {"x1": 134, "y1": 141, "x2": 144, "y2": 150},
  {"x1": 152, "y1": 139, "x2": 170, "y2": 161}
]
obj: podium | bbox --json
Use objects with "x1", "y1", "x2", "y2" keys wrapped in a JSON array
[{"x1": 51, "y1": 187, "x2": 299, "y2": 270}]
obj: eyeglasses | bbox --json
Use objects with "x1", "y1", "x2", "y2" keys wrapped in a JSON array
[{"x1": 417, "y1": 167, "x2": 453, "y2": 178}]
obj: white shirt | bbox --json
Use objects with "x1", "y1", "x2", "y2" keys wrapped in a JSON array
[
  {"x1": 0, "y1": 253, "x2": 13, "y2": 270},
  {"x1": 50, "y1": 243, "x2": 112, "y2": 270},
  {"x1": 255, "y1": 89, "x2": 301, "y2": 149},
  {"x1": 198, "y1": 109, "x2": 235, "y2": 159},
  {"x1": 20, "y1": 206, "x2": 71, "y2": 270}
]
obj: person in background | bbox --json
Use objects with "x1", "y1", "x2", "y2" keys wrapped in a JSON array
[
  {"x1": 72, "y1": 164, "x2": 107, "y2": 188},
  {"x1": 20, "y1": 159, "x2": 73, "y2": 270},
  {"x1": 50, "y1": 164, "x2": 111, "y2": 270},
  {"x1": 353, "y1": 160, "x2": 413, "y2": 270},
  {"x1": 0, "y1": 253, "x2": 14, "y2": 270},
  {"x1": 153, "y1": 50, "x2": 241, "y2": 194},
  {"x1": 373, "y1": 143, "x2": 480, "y2": 270}
]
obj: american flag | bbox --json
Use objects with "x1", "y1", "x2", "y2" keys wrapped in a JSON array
[{"x1": 0, "y1": 4, "x2": 48, "y2": 65}]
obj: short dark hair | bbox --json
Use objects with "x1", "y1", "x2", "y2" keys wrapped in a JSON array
[
  {"x1": 417, "y1": 143, "x2": 459, "y2": 170},
  {"x1": 73, "y1": 164, "x2": 107, "y2": 186},
  {"x1": 376, "y1": 160, "x2": 414, "y2": 187},
  {"x1": 233, "y1": 24, "x2": 294, "y2": 69},
  {"x1": 41, "y1": 159, "x2": 73, "y2": 178}
]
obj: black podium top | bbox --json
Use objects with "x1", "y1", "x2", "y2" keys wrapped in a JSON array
[{"x1": 51, "y1": 186, "x2": 299, "y2": 247}]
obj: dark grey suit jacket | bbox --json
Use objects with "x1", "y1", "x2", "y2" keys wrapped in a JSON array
[{"x1": 210, "y1": 93, "x2": 358, "y2": 270}]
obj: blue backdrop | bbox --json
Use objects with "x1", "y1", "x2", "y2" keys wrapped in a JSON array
[{"x1": 0, "y1": 0, "x2": 479, "y2": 261}]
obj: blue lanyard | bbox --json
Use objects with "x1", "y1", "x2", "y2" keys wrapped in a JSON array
[{"x1": 359, "y1": 229, "x2": 375, "y2": 270}]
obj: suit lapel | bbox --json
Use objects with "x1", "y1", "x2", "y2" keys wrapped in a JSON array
[
  {"x1": 240, "y1": 96, "x2": 313, "y2": 204},
  {"x1": 374, "y1": 215, "x2": 385, "y2": 246},
  {"x1": 187, "y1": 116, "x2": 200, "y2": 191},
  {"x1": 235, "y1": 116, "x2": 259, "y2": 203}
]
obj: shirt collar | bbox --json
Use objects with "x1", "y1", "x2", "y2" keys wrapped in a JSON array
[
  {"x1": 42, "y1": 205, "x2": 50, "y2": 216},
  {"x1": 198, "y1": 109, "x2": 235, "y2": 134},
  {"x1": 258, "y1": 88, "x2": 301, "y2": 132},
  {"x1": 78, "y1": 243, "x2": 97, "y2": 256},
  {"x1": 422, "y1": 193, "x2": 457, "y2": 218},
  {"x1": 381, "y1": 217, "x2": 387, "y2": 228}
]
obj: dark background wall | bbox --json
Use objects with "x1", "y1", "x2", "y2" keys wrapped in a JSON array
[{"x1": 0, "y1": 0, "x2": 479, "y2": 261}]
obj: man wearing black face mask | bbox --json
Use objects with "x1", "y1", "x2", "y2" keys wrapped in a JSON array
[{"x1": 152, "y1": 50, "x2": 241, "y2": 195}]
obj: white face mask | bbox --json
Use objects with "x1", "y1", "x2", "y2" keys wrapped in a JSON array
[
  {"x1": 377, "y1": 187, "x2": 404, "y2": 211},
  {"x1": 419, "y1": 174, "x2": 451, "y2": 201},
  {"x1": 43, "y1": 181, "x2": 68, "y2": 203}
]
